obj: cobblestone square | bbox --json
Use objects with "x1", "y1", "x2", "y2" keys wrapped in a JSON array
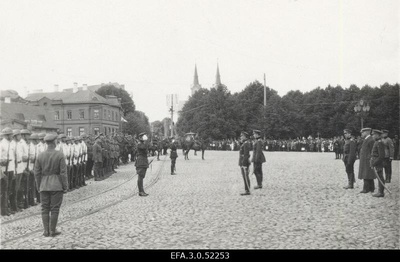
[{"x1": 1, "y1": 151, "x2": 399, "y2": 249}]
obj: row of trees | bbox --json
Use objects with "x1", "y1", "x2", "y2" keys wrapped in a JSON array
[{"x1": 176, "y1": 82, "x2": 399, "y2": 140}]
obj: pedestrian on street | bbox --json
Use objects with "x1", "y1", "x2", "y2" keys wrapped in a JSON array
[
  {"x1": 135, "y1": 132, "x2": 149, "y2": 197},
  {"x1": 34, "y1": 133, "x2": 68, "y2": 237},
  {"x1": 251, "y1": 130, "x2": 266, "y2": 189},
  {"x1": 358, "y1": 127, "x2": 376, "y2": 194},
  {"x1": 370, "y1": 130, "x2": 386, "y2": 197},
  {"x1": 381, "y1": 130, "x2": 394, "y2": 183},
  {"x1": 239, "y1": 131, "x2": 251, "y2": 196},
  {"x1": 342, "y1": 129, "x2": 357, "y2": 189},
  {"x1": 169, "y1": 139, "x2": 178, "y2": 175}
]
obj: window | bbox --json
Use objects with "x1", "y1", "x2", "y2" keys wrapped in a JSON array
[
  {"x1": 79, "y1": 127, "x2": 84, "y2": 136},
  {"x1": 112, "y1": 111, "x2": 115, "y2": 121},
  {"x1": 94, "y1": 109, "x2": 99, "y2": 119},
  {"x1": 104, "y1": 127, "x2": 107, "y2": 135},
  {"x1": 108, "y1": 111, "x2": 111, "y2": 120},
  {"x1": 67, "y1": 128, "x2": 72, "y2": 137},
  {"x1": 79, "y1": 110, "x2": 84, "y2": 120},
  {"x1": 55, "y1": 111, "x2": 59, "y2": 120},
  {"x1": 16, "y1": 113, "x2": 25, "y2": 120},
  {"x1": 104, "y1": 110, "x2": 107, "y2": 120},
  {"x1": 67, "y1": 110, "x2": 72, "y2": 120},
  {"x1": 38, "y1": 115, "x2": 46, "y2": 121},
  {"x1": 94, "y1": 127, "x2": 100, "y2": 135}
]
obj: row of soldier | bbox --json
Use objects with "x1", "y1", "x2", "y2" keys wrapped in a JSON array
[{"x1": 0, "y1": 127, "x2": 126, "y2": 217}]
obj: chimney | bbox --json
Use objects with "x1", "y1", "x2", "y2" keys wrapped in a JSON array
[
  {"x1": 4, "y1": 97, "x2": 11, "y2": 103},
  {"x1": 54, "y1": 84, "x2": 59, "y2": 92},
  {"x1": 73, "y1": 82, "x2": 78, "y2": 93},
  {"x1": 83, "y1": 84, "x2": 88, "y2": 90}
]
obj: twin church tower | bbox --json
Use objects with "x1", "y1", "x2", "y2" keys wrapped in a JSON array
[{"x1": 190, "y1": 64, "x2": 222, "y2": 95}]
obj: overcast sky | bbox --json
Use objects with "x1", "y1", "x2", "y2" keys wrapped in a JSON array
[{"x1": 0, "y1": 0, "x2": 398, "y2": 122}]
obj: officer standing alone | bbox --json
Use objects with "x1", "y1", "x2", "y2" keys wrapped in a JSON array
[
  {"x1": 251, "y1": 130, "x2": 266, "y2": 189},
  {"x1": 170, "y1": 139, "x2": 178, "y2": 175},
  {"x1": 34, "y1": 133, "x2": 68, "y2": 237},
  {"x1": 135, "y1": 132, "x2": 149, "y2": 196}
]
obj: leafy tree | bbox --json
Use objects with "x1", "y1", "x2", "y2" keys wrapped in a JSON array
[
  {"x1": 122, "y1": 110, "x2": 150, "y2": 137},
  {"x1": 96, "y1": 84, "x2": 135, "y2": 116}
]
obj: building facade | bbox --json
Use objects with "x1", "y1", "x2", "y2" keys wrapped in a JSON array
[{"x1": 25, "y1": 88, "x2": 123, "y2": 137}]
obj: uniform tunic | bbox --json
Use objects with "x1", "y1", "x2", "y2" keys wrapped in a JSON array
[{"x1": 358, "y1": 135, "x2": 376, "y2": 180}]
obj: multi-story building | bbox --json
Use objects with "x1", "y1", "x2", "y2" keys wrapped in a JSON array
[
  {"x1": 25, "y1": 87, "x2": 123, "y2": 137},
  {"x1": 0, "y1": 92, "x2": 59, "y2": 133}
]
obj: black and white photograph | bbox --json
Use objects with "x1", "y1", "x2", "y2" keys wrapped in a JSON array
[{"x1": 0, "y1": 0, "x2": 399, "y2": 253}]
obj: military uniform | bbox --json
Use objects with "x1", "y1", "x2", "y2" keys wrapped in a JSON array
[
  {"x1": 85, "y1": 136, "x2": 94, "y2": 179},
  {"x1": 370, "y1": 130, "x2": 386, "y2": 197},
  {"x1": 135, "y1": 133, "x2": 149, "y2": 196},
  {"x1": 239, "y1": 132, "x2": 251, "y2": 195},
  {"x1": 358, "y1": 128, "x2": 376, "y2": 193},
  {"x1": 92, "y1": 136, "x2": 103, "y2": 181},
  {"x1": 170, "y1": 141, "x2": 178, "y2": 175},
  {"x1": 342, "y1": 129, "x2": 357, "y2": 189},
  {"x1": 251, "y1": 130, "x2": 266, "y2": 189},
  {"x1": 381, "y1": 130, "x2": 394, "y2": 183},
  {"x1": 34, "y1": 133, "x2": 68, "y2": 237},
  {"x1": 0, "y1": 128, "x2": 16, "y2": 216},
  {"x1": 27, "y1": 133, "x2": 39, "y2": 206}
]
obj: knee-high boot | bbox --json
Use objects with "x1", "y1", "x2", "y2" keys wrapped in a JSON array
[
  {"x1": 343, "y1": 173, "x2": 353, "y2": 189},
  {"x1": 50, "y1": 213, "x2": 61, "y2": 237},
  {"x1": 42, "y1": 213, "x2": 50, "y2": 237}
]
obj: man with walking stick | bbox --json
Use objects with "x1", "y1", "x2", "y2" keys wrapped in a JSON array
[{"x1": 370, "y1": 129, "x2": 387, "y2": 198}]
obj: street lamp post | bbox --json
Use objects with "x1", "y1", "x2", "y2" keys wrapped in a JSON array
[{"x1": 354, "y1": 99, "x2": 370, "y2": 129}]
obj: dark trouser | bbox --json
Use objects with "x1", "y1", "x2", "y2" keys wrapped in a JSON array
[
  {"x1": 80, "y1": 163, "x2": 86, "y2": 185},
  {"x1": 67, "y1": 165, "x2": 72, "y2": 190},
  {"x1": 344, "y1": 162, "x2": 355, "y2": 186},
  {"x1": 254, "y1": 162, "x2": 263, "y2": 187},
  {"x1": 136, "y1": 167, "x2": 147, "y2": 193},
  {"x1": 171, "y1": 158, "x2": 176, "y2": 173},
  {"x1": 93, "y1": 162, "x2": 103, "y2": 180},
  {"x1": 374, "y1": 168, "x2": 385, "y2": 195},
  {"x1": 383, "y1": 158, "x2": 392, "y2": 182},
  {"x1": 86, "y1": 159, "x2": 93, "y2": 178},
  {"x1": 17, "y1": 171, "x2": 29, "y2": 209},
  {"x1": 8, "y1": 172, "x2": 18, "y2": 211},
  {"x1": 72, "y1": 164, "x2": 78, "y2": 189},
  {"x1": 40, "y1": 191, "x2": 64, "y2": 234},
  {"x1": 28, "y1": 170, "x2": 36, "y2": 206},
  {"x1": 1, "y1": 172, "x2": 9, "y2": 215},
  {"x1": 241, "y1": 166, "x2": 251, "y2": 193}
]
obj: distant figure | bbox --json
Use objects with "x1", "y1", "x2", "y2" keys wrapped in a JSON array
[
  {"x1": 239, "y1": 131, "x2": 251, "y2": 196},
  {"x1": 342, "y1": 129, "x2": 357, "y2": 189},
  {"x1": 34, "y1": 133, "x2": 68, "y2": 237},
  {"x1": 251, "y1": 130, "x2": 266, "y2": 190},
  {"x1": 170, "y1": 139, "x2": 178, "y2": 175}
]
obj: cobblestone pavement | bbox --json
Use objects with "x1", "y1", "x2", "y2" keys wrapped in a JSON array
[{"x1": 1, "y1": 152, "x2": 399, "y2": 249}]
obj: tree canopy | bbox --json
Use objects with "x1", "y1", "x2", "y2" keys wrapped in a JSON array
[
  {"x1": 176, "y1": 82, "x2": 399, "y2": 139},
  {"x1": 122, "y1": 110, "x2": 150, "y2": 137},
  {"x1": 96, "y1": 84, "x2": 135, "y2": 116}
]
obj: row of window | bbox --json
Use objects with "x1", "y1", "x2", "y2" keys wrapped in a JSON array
[
  {"x1": 55, "y1": 109, "x2": 119, "y2": 121},
  {"x1": 65, "y1": 126, "x2": 118, "y2": 137}
]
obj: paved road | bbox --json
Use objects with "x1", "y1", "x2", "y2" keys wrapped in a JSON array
[{"x1": 1, "y1": 151, "x2": 399, "y2": 249}]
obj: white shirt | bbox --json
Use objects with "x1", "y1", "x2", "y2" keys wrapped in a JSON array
[
  {"x1": 28, "y1": 142, "x2": 37, "y2": 170},
  {"x1": 16, "y1": 139, "x2": 29, "y2": 174},
  {"x1": 72, "y1": 143, "x2": 82, "y2": 165},
  {"x1": 80, "y1": 141, "x2": 87, "y2": 162},
  {"x1": 0, "y1": 138, "x2": 16, "y2": 173}
]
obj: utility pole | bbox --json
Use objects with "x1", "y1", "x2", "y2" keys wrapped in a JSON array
[
  {"x1": 263, "y1": 73, "x2": 266, "y2": 107},
  {"x1": 169, "y1": 95, "x2": 174, "y2": 138}
]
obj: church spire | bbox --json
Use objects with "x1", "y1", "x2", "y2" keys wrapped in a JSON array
[
  {"x1": 193, "y1": 64, "x2": 199, "y2": 85},
  {"x1": 215, "y1": 63, "x2": 221, "y2": 86}
]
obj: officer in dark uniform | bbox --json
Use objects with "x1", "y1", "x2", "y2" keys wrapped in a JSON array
[
  {"x1": 92, "y1": 135, "x2": 103, "y2": 181},
  {"x1": 251, "y1": 130, "x2": 266, "y2": 189},
  {"x1": 34, "y1": 133, "x2": 68, "y2": 237},
  {"x1": 239, "y1": 131, "x2": 251, "y2": 196},
  {"x1": 135, "y1": 132, "x2": 149, "y2": 196},
  {"x1": 169, "y1": 139, "x2": 178, "y2": 175},
  {"x1": 85, "y1": 135, "x2": 94, "y2": 179},
  {"x1": 342, "y1": 129, "x2": 357, "y2": 189},
  {"x1": 370, "y1": 129, "x2": 386, "y2": 197}
]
